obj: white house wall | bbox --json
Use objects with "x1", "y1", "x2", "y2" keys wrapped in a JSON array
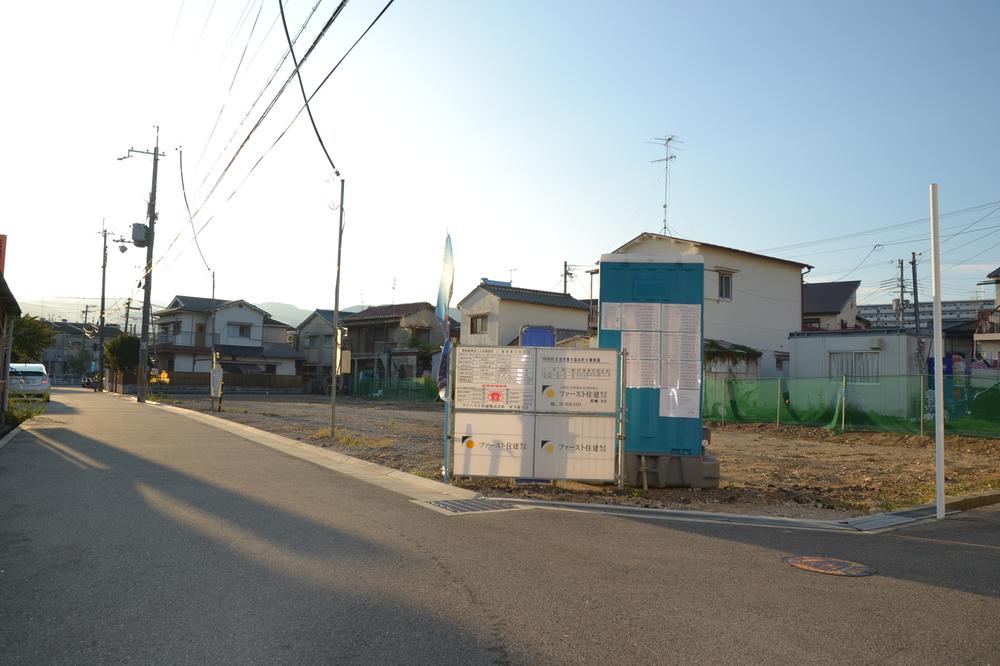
[
  {"x1": 497, "y1": 301, "x2": 588, "y2": 346},
  {"x1": 298, "y1": 315, "x2": 334, "y2": 367},
  {"x1": 460, "y1": 290, "x2": 500, "y2": 346},
  {"x1": 620, "y1": 237, "x2": 803, "y2": 377},
  {"x1": 215, "y1": 303, "x2": 265, "y2": 347}
]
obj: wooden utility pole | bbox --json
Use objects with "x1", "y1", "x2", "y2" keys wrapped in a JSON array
[
  {"x1": 910, "y1": 252, "x2": 921, "y2": 333},
  {"x1": 898, "y1": 259, "x2": 906, "y2": 325},
  {"x1": 119, "y1": 128, "x2": 164, "y2": 403},
  {"x1": 81, "y1": 304, "x2": 93, "y2": 324},
  {"x1": 330, "y1": 178, "x2": 345, "y2": 442}
]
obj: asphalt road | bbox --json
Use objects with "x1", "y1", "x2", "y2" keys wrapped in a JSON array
[{"x1": 1, "y1": 389, "x2": 997, "y2": 664}]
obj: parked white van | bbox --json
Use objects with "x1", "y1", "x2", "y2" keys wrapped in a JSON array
[{"x1": 10, "y1": 363, "x2": 50, "y2": 401}]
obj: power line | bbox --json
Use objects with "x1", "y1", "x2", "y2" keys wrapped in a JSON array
[{"x1": 761, "y1": 198, "x2": 1000, "y2": 253}]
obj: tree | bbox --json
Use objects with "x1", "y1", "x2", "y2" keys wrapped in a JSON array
[
  {"x1": 12, "y1": 315, "x2": 55, "y2": 363},
  {"x1": 67, "y1": 348, "x2": 94, "y2": 375},
  {"x1": 104, "y1": 334, "x2": 139, "y2": 371}
]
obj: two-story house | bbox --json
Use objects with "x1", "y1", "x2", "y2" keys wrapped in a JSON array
[
  {"x1": 974, "y1": 267, "x2": 1000, "y2": 362},
  {"x1": 295, "y1": 309, "x2": 351, "y2": 393},
  {"x1": 153, "y1": 296, "x2": 300, "y2": 376},
  {"x1": 342, "y1": 302, "x2": 442, "y2": 380},
  {"x1": 802, "y1": 281, "x2": 863, "y2": 330},
  {"x1": 608, "y1": 232, "x2": 812, "y2": 377},
  {"x1": 457, "y1": 281, "x2": 590, "y2": 347}
]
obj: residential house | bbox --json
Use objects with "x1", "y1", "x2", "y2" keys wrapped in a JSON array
[
  {"x1": 41, "y1": 321, "x2": 122, "y2": 380},
  {"x1": 608, "y1": 233, "x2": 812, "y2": 377},
  {"x1": 153, "y1": 296, "x2": 300, "y2": 377},
  {"x1": 295, "y1": 309, "x2": 351, "y2": 393},
  {"x1": 802, "y1": 281, "x2": 863, "y2": 330},
  {"x1": 342, "y1": 302, "x2": 443, "y2": 380},
  {"x1": 973, "y1": 267, "x2": 1000, "y2": 362},
  {"x1": 458, "y1": 281, "x2": 590, "y2": 347}
]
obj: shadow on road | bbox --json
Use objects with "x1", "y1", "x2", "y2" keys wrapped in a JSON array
[{"x1": 0, "y1": 421, "x2": 523, "y2": 663}]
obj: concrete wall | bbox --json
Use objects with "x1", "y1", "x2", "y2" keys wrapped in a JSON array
[{"x1": 618, "y1": 237, "x2": 804, "y2": 377}]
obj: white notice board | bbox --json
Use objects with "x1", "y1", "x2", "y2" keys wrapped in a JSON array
[
  {"x1": 534, "y1": 415, "x2": 616, "y2": 481},
  {"x1": 453, "y1": 413, "x2": 534, "y2": 478},
  {"x1": 535, "y1": 348, "x2": 617, "y2": 414},
  {"x1": 454, "y1": 346, "x2": 535, "y2": 411}
]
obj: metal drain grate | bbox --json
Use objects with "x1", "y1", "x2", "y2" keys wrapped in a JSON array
[{"x1": 426, "y1": 498, "x2": 520, "y2": 514}]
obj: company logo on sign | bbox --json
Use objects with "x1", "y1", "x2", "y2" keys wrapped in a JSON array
[
  {"x1": 483, "y1": 386, "x2": 508, "y2": 404},
  {"x1": 462, "y1": 435, "x2": 476, "y2": 449},
  {"x1": 542, "y1": 385, "x2": 555, "y2": 399},
  {"x1": 540, "y1": 439, "x2": 555, "y2": 454}
]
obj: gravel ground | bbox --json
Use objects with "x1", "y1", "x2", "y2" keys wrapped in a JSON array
[{"x1": 153, "y1": 392, "x2": 1000, "y2": 519}]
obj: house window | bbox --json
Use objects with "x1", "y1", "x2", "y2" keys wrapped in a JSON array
[
  {"x1": 829, "y1": 351, "x2": 880, "y2": 383},
  {"x1": 228, "y1": 323, "x2": 252, "y2": 338},
  {"x1": 306, "y1": 335, "x2": 319, "y2": 348},
  {"x1": 775, "y1": 352, "x2": 789, "y2": 371},
  {"x1": 470, "y1": 315, "x2": 488, "y2": 334},
  {"x1": 718, "y1": 272, "x2": 733, "y2": 300}
]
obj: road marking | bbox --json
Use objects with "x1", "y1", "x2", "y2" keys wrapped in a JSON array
[{"x1": 893, "y1": 535, "x2": 1000, "y2": 551}]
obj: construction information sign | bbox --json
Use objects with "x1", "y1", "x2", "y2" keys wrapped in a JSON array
[
  {"x1": 455, "y1": 347, "x2": 535, "y2": 411},
  {"x1": 453, "y1": 346, "x2": 619, "y2": 480},
  {"x1": 535, "y1": 348, "x2": 617, "y2": 413}
]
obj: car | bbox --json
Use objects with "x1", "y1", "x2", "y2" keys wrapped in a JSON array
[{"x1": 10, "y1": 363, "x2": 50, "y2": 401}]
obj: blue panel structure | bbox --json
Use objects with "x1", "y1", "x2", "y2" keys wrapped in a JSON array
[{"x1": 598, "y1": 254, "x2": 704, "y2": 456}]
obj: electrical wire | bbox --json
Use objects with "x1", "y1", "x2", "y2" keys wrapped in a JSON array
[
  {"x1": 278, "y1": 0, "x2": 346, "y2": 176},
  {"x1": 179, "y1": 148, "x2": 212, "y2": 272},
  {"x1": 831, "y1": 244, "x2": 883, "y2": 281}
]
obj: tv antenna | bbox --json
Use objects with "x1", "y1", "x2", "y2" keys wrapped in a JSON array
[{"x1": 650, "y1": 135, "x2": 682, "y2": 235}]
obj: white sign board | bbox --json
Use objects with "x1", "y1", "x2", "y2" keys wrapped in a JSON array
[
  {"x1": 454, "y1": 347, "x2": 535, "y2": 411},
  {"x1": 535, "y1": 348, "x2": 617, "y2": 414},
  {"x1": 453, "y1": 412, "x2": 534, "y2": 478},
  {"x1": 533, "y1": 415, "x2": 616, "y2": 481}
]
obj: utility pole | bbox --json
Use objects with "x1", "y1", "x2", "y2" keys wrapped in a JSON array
[
  {"x1": 651, "y1": 135, "x2": 681, "y2": 235},
  {"x1": 563, "y1": 261, "x2": 574, "y2": 294},
  {"x1": 910, "y1": 252, "x2": 922, "y2": 333},
  {"x1": 119, "y1": 127, "x2": 164, "y2": 404},
  {"x1": 98, "y1": 223, "x2": 108, "y2": 391},
  {"x1": 898, "y1": 259, "x2": 906, "y2": 325},
  {"x1": 330, "y1": 178, "x2": 345, "y2": 442},
  {"x1": 81, "y1": 304, "x2": 93, "y2": 324}
]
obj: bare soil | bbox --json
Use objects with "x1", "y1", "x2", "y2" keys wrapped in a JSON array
[{"x1": 154, "y1": 393, "x2": 1000, "y2": 519}]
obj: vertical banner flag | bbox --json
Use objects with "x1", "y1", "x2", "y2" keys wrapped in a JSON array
[{"x1": 436, "y1": 234, "x2": 454, "y2": 399}]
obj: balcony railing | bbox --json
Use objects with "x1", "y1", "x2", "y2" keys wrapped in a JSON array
[
  {"x1": 155, "y1": 332, "x2": 221, "y2": 347},
  {"x1": 976, "y1": 320, "x2": 1000, "y2": 335}
]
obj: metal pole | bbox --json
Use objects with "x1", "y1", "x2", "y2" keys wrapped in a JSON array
[
  {"x1": 776, "y1": 377, "x2": 781, "y2": 427},
  {"x1": 443, "y1": 343, "x2": 456, "y2": 482},
  {"x1": 841, "y1": 375, "x2": 847, "y2": 432},
  {"x1": 330, "y1": 178, "x2": 345, "y2": 441},
  {"x1": 618, "y1": 349, "x2": 628, "y2": 490},
  {"x1": 919, "y1": 372, "x2": 925, "y2": 438},
  {"x1": 98, "y1": 223, "x2": 108, "y2": 392},
  {"x1": 929, "y1": 183, "x2": 946, "y2": 520}
]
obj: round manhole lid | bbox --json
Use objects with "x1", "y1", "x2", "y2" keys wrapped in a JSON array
[{"x1": 783, "y1": 556, "x2": 876, "y2": 577}]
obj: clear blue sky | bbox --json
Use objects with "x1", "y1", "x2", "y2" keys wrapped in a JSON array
[{"x1": 3, "y1": 0, "x2": 999, "y2": 324}]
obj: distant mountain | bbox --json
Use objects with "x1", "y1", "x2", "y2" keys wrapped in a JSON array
[
  {"x1": 254, "y1": 302, "x2": 314, "y2": 327},
  {"x1": 254, "y1": 302, "x2": 366, "y2": 327}
]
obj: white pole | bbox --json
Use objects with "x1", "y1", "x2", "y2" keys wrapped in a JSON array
[{"x1": 929, "y1": 183, "x2": 946, "y2": 520}]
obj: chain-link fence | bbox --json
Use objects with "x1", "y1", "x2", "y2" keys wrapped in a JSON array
[{"x1": 703, "y1": 373, "x2": 1000, "y2": 438}]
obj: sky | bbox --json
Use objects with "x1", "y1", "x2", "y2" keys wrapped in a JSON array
[{"x1": 2, "y1": 0, "x2": 999, "y2": 327}]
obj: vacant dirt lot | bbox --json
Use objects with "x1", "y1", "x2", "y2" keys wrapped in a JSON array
[{"x1": 154, "y1": 393, "x2": 1000, "y2": 519}]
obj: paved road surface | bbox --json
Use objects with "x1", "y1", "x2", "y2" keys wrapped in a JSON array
[{"x1": 1, "y1": 389, "x2": 997, "y2": 664}]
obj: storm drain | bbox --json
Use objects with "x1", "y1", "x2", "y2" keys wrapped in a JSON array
[{"x1": 417, "y1": 498, "x2": 528, "y2": 516}]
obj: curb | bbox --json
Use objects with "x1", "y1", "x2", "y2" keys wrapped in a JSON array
[
  {"x1": 147, "y1": 401, "x2": 478, "y2": 503},
  {"x1": 0, "y1": 423, "x2": 23, "y2": 451}
]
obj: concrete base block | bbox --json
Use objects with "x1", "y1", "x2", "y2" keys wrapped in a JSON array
[{"x1": 625, "y1": 453, "x2": 720, "y2": 489}]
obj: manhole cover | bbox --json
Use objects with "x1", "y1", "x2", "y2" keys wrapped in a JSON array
[{"x1": 783, "y1": 556, "x2": 876, "y2": 577}]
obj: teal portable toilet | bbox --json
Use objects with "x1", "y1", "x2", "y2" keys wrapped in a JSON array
[{"x1": 598, "y1": 253, "x2": 718, "y2": 488}]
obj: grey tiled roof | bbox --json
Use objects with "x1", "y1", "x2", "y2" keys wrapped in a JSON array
[
  {"x1": 803, "y1": 281, "x2": 860, "y2": 315},
  {"x1": 471, "y1": 284, "x2": 589, "y2": 310},
  {"x1": 343, "y1": 302, "x2": 434, "y2": 323},
  {"x1": 989, "y1": 266, "x2": 1000, "y2": 279}
]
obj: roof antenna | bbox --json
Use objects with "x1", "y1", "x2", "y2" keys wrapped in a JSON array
[{"x1": 650, "y1": 135, "x2": 682, "y2": 235}]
